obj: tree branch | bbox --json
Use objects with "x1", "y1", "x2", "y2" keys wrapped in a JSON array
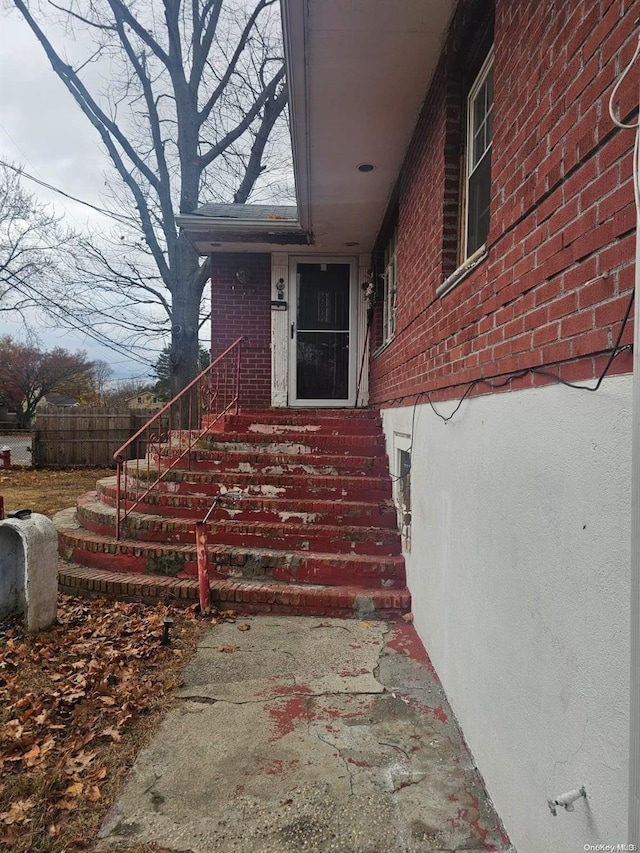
[
  {"x1": 199, "y1": 64, "x2": 285, "y2": 169},
  {"x1": 234, "y1": 80, "x2": 287, "y2": 203}
]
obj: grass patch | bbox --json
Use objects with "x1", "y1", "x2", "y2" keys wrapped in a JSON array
[{"x1": 0, "y1": 469, "x2": 113, "y2": 519}]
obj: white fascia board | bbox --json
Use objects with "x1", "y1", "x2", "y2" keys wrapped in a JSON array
[
  {"x1": 176, "y1": 215, "x2": 303, "y2": 232},
  {"x1": 280, "y1": 0, "x2": 311, "y2": 234}
]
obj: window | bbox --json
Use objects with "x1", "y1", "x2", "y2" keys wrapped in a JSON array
[
  {"x1": 393, "y1": 433, "x2": 411, "y2": 551},
  {"x1": 465, "y1": 53, "x2": 493, "y2": 257},
  {"x1": 382, "y1": 229, "x2": 398, "y2": 342}
]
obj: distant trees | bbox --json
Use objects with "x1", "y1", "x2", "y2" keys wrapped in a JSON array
[
  {"x1": 0, "y1": 336, "x2": 96, "y2": 428},
  {"x1": 100, "y1": 379, "x2": 157, "y2": 408},
  {"x1": 152, "y1": 344, "x2": 210, "y2": 401}
]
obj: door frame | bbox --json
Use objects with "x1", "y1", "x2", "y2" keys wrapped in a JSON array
[{"x1": 287, "y1": 255, "x2": 359, "y2": 407}]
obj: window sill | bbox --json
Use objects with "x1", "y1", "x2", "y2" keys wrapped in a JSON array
[
  {"x1": 437, "y1": 244, "x2": 487, "y2": 298},
  {"x1": 373, "y1": 335, "x2": 395, "y2": 358}
]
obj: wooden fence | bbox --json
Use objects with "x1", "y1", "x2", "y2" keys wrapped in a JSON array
[{"x1": 33, "y1": 406, "x2": 159, "y2": 468}]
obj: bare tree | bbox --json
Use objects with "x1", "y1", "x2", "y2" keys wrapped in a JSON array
[
  {"x1": 11, "y1": 0, "x2": 289, "y2": 394},
  {"x1": 0, "y1": 161, "x2": 77, "y2": 318}
]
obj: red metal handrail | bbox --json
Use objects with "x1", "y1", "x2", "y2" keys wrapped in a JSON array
[
  {"x1": 113, "y1": 337, "x2": 243, "y2": 539},
  {"x1": 195, "y1": 489, "x2": 244, "y2": 613}
]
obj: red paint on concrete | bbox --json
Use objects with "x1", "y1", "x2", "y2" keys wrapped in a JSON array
[
  {"x1": 432, "y1": 705, "x2": 449, "y2": 724},
  {"x1": 346, "y1": 757, "x2": 371, "y2": 768},
  {"x1": 385, "y1": 622, "x2": 438, "y2": 677},
  {"x1": 267, "y1": 695, "x2": 308, "y2": 742}
]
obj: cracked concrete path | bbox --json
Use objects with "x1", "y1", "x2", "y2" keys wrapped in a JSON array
[{"x1": 97, "y1": 617, "x2": 514, "y2": 853}]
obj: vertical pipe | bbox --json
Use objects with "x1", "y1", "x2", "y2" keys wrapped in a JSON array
[
  {"x1": 629, "y1": 140, "x2": 640, "y2": 847},
  {"x1": 628, "y1": 55, "x2": 640, "y2": 843},
  {"x1": 235, "y1": 343, "x2": 242, "y2": 414},
  {"x1": 195, "y1": 520, "x2": 210, "y2": 615},
  {"x1": 115, "y1": 460, "x2": 121, "y2": 540}
]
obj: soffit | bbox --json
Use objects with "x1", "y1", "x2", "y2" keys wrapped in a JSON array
[{"x1": 283, "y1": 0, "x2": 456, "y2": 253}]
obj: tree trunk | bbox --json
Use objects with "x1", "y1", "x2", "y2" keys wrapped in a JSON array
[{"x1": 168, "y1": 231, "x2": 207, "y2": 417}]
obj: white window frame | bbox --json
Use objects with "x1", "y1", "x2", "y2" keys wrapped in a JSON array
[
  {"x1": 463, "y1": 51, "x2": 494, "y2": 260},
  {"x1": 382, "y1": 229, "x2": 398, "y2": 343}
]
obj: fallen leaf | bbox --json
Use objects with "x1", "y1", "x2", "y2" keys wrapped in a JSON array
[
  {"x1": 22, "y1": 744, "x2": 40, "y2": 767},
  {"x1": 217, "y1": 645, "x2": 239, "y2": 653},
  {"x1": 237, "y1": 623, "x2": 251, "y2": 632},
  {"x1": 65, "y1": 782, "x2": 84, "y2": 797},
  {"x1": 85, "y1": 785, "x2": 101, "y2": 802},
  {"x1": 101, "y1": 727, "x2": 122, "y2": 743},
  {"x1": 0, "y1": 798, "x2": 34, "y2": 825},
  {"x1": 401, "y1": 612, "x2": 414, "y2": 623},
  {"x1": 48, "y1": 823, "x2": 61, "y2": 837}
]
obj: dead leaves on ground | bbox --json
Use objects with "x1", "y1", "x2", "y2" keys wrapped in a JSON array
[{"x1": 0, "y1": 595, "x2": 211, "y2": 852}]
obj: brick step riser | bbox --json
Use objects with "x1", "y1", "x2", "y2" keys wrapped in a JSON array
[
  {"x1": 98, "y1": 487, "x2": 399, "y2": 529},
  {"x1": 210, "y1": 407, "x2": 383, "y2": 423},
  {"x1": 150, "y1": 453, "x2": 390, "y2": 476},
  {"x1": 120, "y1": 474, "x2": 391, "y2": 502},
  {"x1": 59, "y1": 533, "x2": 406, "y2": 589},
  {"x1": 193, "y1": 434, "x2": 386, "y2": 455},
  {"x1": 78, "y1": 508, "x2": 402, "y2": 557},
  {"x1": 59, "y1": 566, "x2": 411, "y2": 618}
]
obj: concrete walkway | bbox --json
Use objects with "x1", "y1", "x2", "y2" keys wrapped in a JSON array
[{"x1": 98, "y1": 617, "x2": 514, "y2": 853}]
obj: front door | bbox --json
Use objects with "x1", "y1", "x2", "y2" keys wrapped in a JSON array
[{"x1": 289, "y1": 258, "x2": 357, "y2": 406}]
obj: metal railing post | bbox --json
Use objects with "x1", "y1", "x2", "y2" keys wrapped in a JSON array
[{"x1": 195, "y1": 520, "x2": 210, "y2": 615}]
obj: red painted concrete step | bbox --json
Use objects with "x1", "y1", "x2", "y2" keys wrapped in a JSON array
[
  {"x1": 222, "y1": 415, "x2": 383, "y2": 435},
  {"x1": 117, "y1": 468, "x2": 392, "y2": 501},
  {"x1": 97, "y1": 481, "x2": 399, "y2": 528},
  {"x1": 155, "y1": 448, "x2": 390, "y2": 476},
  {"x1": 194, "y1": 432, "x2": 387, "y2": 456},
  {"x1": 57, "y1": 525, "x2": 406, "y2": 589},
  {"x1": 77, "y1": 494, "x2": 402, "y2": 556}
]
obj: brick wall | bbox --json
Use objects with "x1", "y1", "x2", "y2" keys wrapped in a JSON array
[
  {"x1": 370, "y1": 0, "x2": 636, "y2": 407},
  {"x1": 210, "y1": 253, "x2": 272, "y2": 407}
]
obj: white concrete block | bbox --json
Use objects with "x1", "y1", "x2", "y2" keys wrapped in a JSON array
[{"x1": 0, "y1": 513, "x2": 58, "y2": 632}]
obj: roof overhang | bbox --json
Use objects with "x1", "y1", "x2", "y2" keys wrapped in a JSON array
[
  {"x1": 179, "y1": 0, "x2": 457, "y2": 256},
  {"x1": 282, "y1": 0, "x2": 457, "y2": 253},
  {"x1": 176, "y1": 204, "x2": 310, "y2": 254}
]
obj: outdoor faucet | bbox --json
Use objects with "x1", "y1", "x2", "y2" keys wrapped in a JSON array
[{"x1": 547, "y1": 787, "x2": 587, "y2": 816}]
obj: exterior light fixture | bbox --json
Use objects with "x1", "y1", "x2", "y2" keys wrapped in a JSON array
[
  {"x1": 357, "y1": 163, "x2": 375, "y2": 173},
  {"x1": 344, "y1": 241, "x2": 359, "y2": 247}
]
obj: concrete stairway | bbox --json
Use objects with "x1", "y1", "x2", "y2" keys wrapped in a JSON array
[{"x1": 56, "y1": 408, "x2": 410, "y2": 618}]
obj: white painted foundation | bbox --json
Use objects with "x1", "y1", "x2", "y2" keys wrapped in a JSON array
[{"x1": 382, "y1": 375, "x2": 632, "y2": 852}]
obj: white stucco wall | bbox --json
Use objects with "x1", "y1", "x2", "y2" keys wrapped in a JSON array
[{"x1": 381, "y1": 375, "x2": 632, "y2": 852}]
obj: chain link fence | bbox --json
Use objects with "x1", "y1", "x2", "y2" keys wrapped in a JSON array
[{"x1": 0, "y1": 433, "x2": 34, "y2": 467}]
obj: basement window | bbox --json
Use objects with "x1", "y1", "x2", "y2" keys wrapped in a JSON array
[{"x1": 394, "y1": 434, "x2": 411, "y2": 551}]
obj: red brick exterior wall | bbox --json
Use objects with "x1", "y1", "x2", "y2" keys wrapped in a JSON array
[
  {"x1": 210, "y1": 253, "x2": 272, "y2": 407},
  {"x1": 370, "y1": 0, "x2": 637, "y2": 408}
]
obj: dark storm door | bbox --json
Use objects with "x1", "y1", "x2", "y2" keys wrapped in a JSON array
[{"x1": 289, "y1": 259, "x2": 357, "y2": 406}]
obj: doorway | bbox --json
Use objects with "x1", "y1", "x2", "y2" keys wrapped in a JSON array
[{"x1": 288, "y1": 258, "x2": 357, "y2": 406}]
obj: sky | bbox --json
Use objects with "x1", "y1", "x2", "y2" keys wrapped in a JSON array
[{"x1": 0, "y1": 7, "x2": 181, "y2": 383}]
